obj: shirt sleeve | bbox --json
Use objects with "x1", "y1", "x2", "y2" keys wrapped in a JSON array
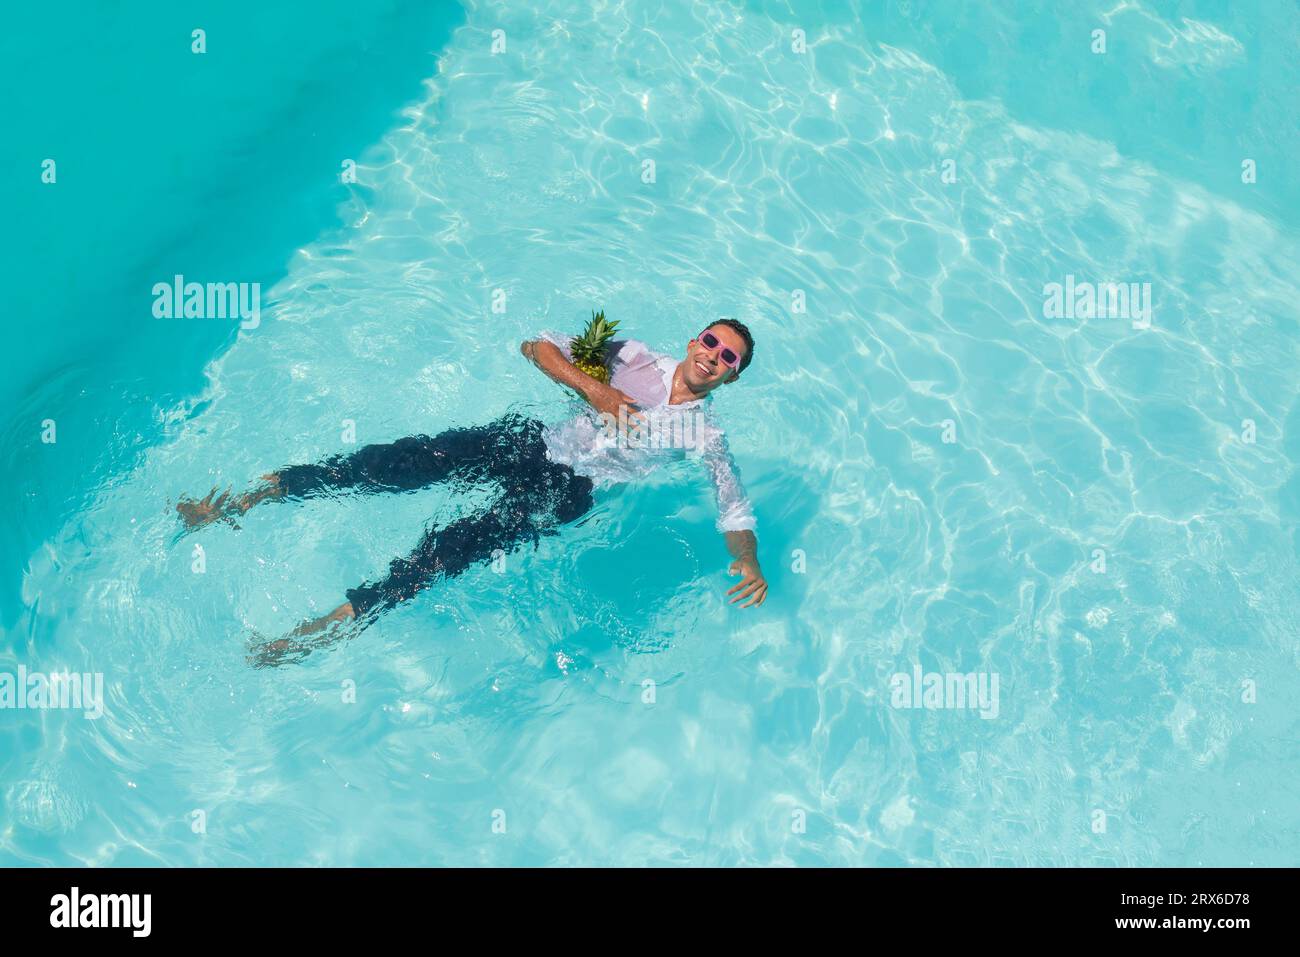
[{"x1": 697, "y1": 413, "x2": 757, "y2": 533}]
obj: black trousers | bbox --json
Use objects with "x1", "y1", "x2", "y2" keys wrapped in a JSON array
[{"x1": 275, "y1": 414, "x2": 594, "y2": 617}]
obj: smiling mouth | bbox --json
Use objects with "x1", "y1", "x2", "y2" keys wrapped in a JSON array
[{"x1": 694, "y1": 359, "x2": 713, "y2": 376}]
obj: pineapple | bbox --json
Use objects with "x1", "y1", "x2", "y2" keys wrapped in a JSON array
[{"x1": 569, "y1": 309, "x2": 620, "y2": 384}]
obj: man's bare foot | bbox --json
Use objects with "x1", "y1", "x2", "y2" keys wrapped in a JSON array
[
  {"x1": 176, "y1": 487, "x2": 236, "y2": 529},
  {"x1": 248, "y1": 635, "x2": 310, "y2": 668},
  {"x1": 176, "y1": 474, "x2": 282, "y2": 530},
  {"x1": 248, "y1": 601, "x2": 356, "y2": 668}
]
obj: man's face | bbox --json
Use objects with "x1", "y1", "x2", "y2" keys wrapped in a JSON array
[{"x1": 683, "y1": 323, "x2": 747, "y2": 393}]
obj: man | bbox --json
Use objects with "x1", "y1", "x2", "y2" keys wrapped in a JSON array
[{"x1": 177, "y1": 319, "x2": 767, "y2": 664}]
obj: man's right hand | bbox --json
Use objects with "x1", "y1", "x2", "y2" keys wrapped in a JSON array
[
  {"x1": 583, "y1": 380, "x2": 637, "y2": 417},
  {"x1": 582, "y1": 381, "x2": 647, "y2": 431}
]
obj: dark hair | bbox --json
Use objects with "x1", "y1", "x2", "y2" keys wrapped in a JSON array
[{"x1": 707, "y1": 318, "x2": 755, "y2": 374}]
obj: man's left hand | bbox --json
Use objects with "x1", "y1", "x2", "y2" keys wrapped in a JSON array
[{"x1": 727, "y1": 558, "x2": 768, "y2": 608}]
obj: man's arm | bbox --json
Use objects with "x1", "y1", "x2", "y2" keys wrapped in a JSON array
[
  {"x1": 725, "y1": 529, "x2": 768, "y2": 608},
  {"x1": 521, "y1": 339, "x2": 595, "y2": 395},
  {"x1": 521, "y1": 339, "x2": 643, "y2": 422},
  {"x1": 696, "y1": 417, "x2": 766, "y2": 609}
]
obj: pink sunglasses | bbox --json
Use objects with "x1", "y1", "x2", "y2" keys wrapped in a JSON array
[{"x1": 697, "y1": 330, "x2": 741, "y2": 370}]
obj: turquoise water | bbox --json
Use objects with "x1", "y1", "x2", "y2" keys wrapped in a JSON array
[{"x1": 3, "y1": 0, "x2": 1297, "y2": 866}]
